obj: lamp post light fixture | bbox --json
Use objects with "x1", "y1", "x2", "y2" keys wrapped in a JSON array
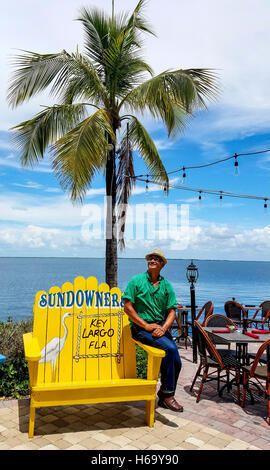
[{"x1": 186, "y1": 260, "x2": 199, "y2": 363}]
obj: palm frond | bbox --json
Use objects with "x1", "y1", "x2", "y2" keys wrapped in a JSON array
[
  {"x1": 54, "y1": 51, "x2": 109, "y2": 107},
  {"x1": 51, "y1": 109, "x2": 115, "y2": 201},
  {"x1": 77, "y1": 5, "x2": 153, "y2": 100},
  {"x1": 120, "y1": 68, "x2": 219, "y2": 136},
  {"x1": 127, "y1": 115, "x2": 169, "y2": 185},
  {"x1": 7, "y1": 49, "x2": 71, "y2": 108},
  {"x1": 11, "y1": 103, "x2": 88, "y2": 167},
  {"x1": 103, "y1": 29, "x2": 153, "y2": 99},
  {"x1": 125, "y1": 0, "x2": 156, "y2": 37},
  {"x1": 77, "y1": 7, "x2": 110, "y2": 67}
]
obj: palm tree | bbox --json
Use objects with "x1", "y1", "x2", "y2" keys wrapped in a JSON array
[{"x1": 7, "y1": 0, "x2": 218, "y2": 288}]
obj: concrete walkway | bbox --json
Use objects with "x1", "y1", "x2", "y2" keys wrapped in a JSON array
[{"x1": 0, "y1": 342, "x2": 268, "y2": 450}]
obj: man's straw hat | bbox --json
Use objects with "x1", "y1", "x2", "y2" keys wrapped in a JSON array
[{"x1": 145, "y1": 249, "x2": 167, "y2": 265}]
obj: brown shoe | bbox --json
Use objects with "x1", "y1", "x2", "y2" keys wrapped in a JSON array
[{"x1": 157, "y1": 393, "x2": 183, "y2": 412}]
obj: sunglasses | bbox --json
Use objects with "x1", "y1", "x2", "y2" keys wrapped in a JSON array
[{"x1": 148, "y1": 256, "x2": 163, "y2": 262}]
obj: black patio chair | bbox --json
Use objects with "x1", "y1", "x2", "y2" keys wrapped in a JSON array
[
  {"x1": 205, "y1": 314, "x2": 237, "y2": 351},
  {"x1": 195, "y1": 301, "x2": 214, "y2": 326},
  {"x1": 249, "y1": 301, "x2": 270, "y2": 329},
  {"x1": 205, "y1": 314, "x2": 236, "y2": 328},
  {"x1": 241, "y1": 338, "x2": 270, "y2": 424},
  {"x1": 190, "y1": 321, "x2": 241, "y2": 403},
  {"x1": 224, "y1": 300, "x2": 248, "y2": 327}
]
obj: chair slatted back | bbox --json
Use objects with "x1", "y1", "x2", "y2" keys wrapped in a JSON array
[
  {"x1": 196, "y1": 301, "x2": 214, "y2": 325},
  {"x1": 249, "y1": 338, "x2": 270, "y2": 377},
  {"x1": 205, "y1": 314, "x2": 236, "y2": 328},
  {"x1": 33, "y1": 276, "x2": 136, "y2": 385},
  {"x1": 204, "y1": 301, "x2": 213, "y2": 316},
  {"x1": 224, "y1": 301, "x2": 247, "y2": 323},
  {"x1": 261, "y1": 301, "x2": 270, "y2": 319},
  {"x1": 194, "y1": 321, "x2": 223, "y2": 367}
]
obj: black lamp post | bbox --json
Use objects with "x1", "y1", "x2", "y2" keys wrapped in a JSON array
[{"x1": 186, "y1": 260, "x2": 199, "y2": 363}]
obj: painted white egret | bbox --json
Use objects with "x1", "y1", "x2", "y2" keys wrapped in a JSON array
[{"x1": 39, "y1": 312, "x2": 72, "y2": 380}]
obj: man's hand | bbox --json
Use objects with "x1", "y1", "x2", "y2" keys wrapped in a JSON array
[
  {"x1": 152, "y1": 326, "x2": 166, "y2": 337},
  {"x1": 144, "y1": 323, "x2": 161, "y2": 332}
]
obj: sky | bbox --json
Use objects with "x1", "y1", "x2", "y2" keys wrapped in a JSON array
[{"x1": 1, "y1": 0, "x2": 270, "y2": 260}]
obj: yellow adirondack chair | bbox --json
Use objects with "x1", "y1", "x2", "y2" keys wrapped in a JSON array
[{"x1": 23, "y1": 276, "x2": 165, "y2": 438}]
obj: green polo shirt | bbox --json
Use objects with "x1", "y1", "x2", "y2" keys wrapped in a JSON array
[{"x1": 123, "y1": 271, "x2": 178, "y2": 326}]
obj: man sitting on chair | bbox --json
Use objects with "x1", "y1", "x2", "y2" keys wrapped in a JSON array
[{"x1": 123, "y1": 249, "x2": 183, "y2": 412}]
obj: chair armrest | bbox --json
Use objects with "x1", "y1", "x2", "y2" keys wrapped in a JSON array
[
  {"x1": 132, "y1": 339, "x2": 165, "y2": 358},
  {"x1": 23, "y1": 333, "x2": 41, "y2": 362},
  {"x1": 251, "y1": 308, "x2": 260, "y2": 320},
  {"x1": 262, "y1": 310, "x2": 270, "y2": 326}
]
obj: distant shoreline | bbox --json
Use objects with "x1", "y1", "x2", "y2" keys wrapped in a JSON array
[{"x1": 0, "y1": 256, "x2": 269, "y2": 263}]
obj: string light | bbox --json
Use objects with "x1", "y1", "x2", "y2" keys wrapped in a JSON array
[
  {"x1": 198, "y1": 191, "x2": 202, "y2": 207},
  {"x1": 135, "y1": 176, "x2": 270, "y2": 213},
  {"x1": 126, "y1": 146, "x2": 270, "y2": 214},
  {"x1": 131, "y1": 147, "x2": 270, "y2": 180},
  {"x1": 219, "y1": 191, "x2": 223, "y2": 206},
  {"x1": 181, "y1": 167, "x2": 186, "y2": 185},
  {"x1": 234, "y1": 154, "x2": 239, "y2": 176},
  {"x1": 264, "y1": 199, "x2": 268, "y2": 215},
  {"x1": 145, "y1": 175, "x2": 149, "y2": 193}
]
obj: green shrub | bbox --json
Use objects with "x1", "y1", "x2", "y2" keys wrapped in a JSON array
[
  {"x1": 0, "y1": 317, "x2": 33, "y2": 399},
  {"x1": 135, "y1": 344, "x2": 148, "y2": 379}
]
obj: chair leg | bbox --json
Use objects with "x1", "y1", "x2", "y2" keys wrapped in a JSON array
[
  {"x1": 236, "y1": 369, "x2": 241, "y2": 405},
  {"x1": 190, "y1": 360, "x2": 202, "y2": 392},
  {"x1": 241, "y1": 371, "x2": 248, "y2": 408},
  {"x1": 226, "y1": 369, "x2": 231, "y2": 392},
  {"x1": 267, "y1": 380, "x2": 270, "y2": 425},
  {"x1": 145, "y1": 399, "x2": 155, "y2": 427},
  {"x1": 196, "y1": 365, "x2": 209, "y2": 403},
  {"x1": 28, "y1": 403, "x2": 36, "y2": 438}
]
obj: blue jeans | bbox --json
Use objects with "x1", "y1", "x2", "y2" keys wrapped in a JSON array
[{"x1": 131, "y1": 323, "x2": 182, "y2": 396}]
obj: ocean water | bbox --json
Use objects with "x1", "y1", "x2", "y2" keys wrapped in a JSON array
[{"x1": 0, "y1": 257, "x2": 269, "y2": 322}]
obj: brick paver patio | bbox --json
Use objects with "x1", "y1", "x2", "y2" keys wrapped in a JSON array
[{"x1": 0, "y1": 340, "x2": 268, "y2": 450}]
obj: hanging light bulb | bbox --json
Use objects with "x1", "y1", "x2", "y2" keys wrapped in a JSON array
[
  {"x1": 198, "y1": 191, "x2": 202, "y2": 208},
  {"x1": 145, "y1": 175, "x2": 149, "y2": 193},
  {"x1": 234, "y1": 154, "x2": 239, "y2": 176},
  {"x1": 181, "y1": 167, "x2": 187, "y2": 185},
  {"x1": 264, "y1": 199, "x2": 268, "y2": 215},
  {"x1": 219, "y1": 192, "x2": 223, "y2": 207}
]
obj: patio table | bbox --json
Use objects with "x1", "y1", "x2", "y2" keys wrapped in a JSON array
[
  {"x1": 204, "y1": 326, "x2": 270, "y2": 402},
  {"x1": 204, "y1": 327, "x2": 267, "y2": 365}
]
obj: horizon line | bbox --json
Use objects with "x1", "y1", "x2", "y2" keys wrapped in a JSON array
[{"x1": 0, "y1": 256, "x2": 269, "y2": 263}]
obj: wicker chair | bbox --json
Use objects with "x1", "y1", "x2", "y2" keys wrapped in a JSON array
[
  {"x1": 205, "y1": 314, "x2": 236, "y2": 328},
  {"x1": 224, "y1": 300, "x2": 248, "y2": 327},
  {"x1": 241, "y1": 338, "x2": 270, "y2": 424},
  {"x1": 190, "y1": 321, "x2": 241, "y2": 403},
  {"x1": 204, "y1": 314, "x2": 236, "y2": 351},
  {"x1": 249, "y1": 301, "x2": 270, "y2": 329},
  {"x1": 196, "y1": 301, "x2": 214, "y2": 326}
]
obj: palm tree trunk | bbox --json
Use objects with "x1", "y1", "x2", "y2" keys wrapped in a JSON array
[{"x1": 105, "y1": 137, "x2": 118, "y2": 288}]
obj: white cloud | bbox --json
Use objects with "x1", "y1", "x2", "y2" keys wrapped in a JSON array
[
  {"x1": 165, "y1": 222, "x2": 270, "y2": 260},
  {"x1": 0, "y1": 153, "x2": 52, "y2": 172},
  {"x1": 0, "y1": 184, "x2": 269, "y2": 259},
  {"x1": 0, "y1": 192, "x2": 87, "y2": 228},
  {"x1": 13, "y1": 181, "x2": 43, "y2": 190},
  {"x1": 85, "y1": 188, "x2": 106, "y2": 197}
]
